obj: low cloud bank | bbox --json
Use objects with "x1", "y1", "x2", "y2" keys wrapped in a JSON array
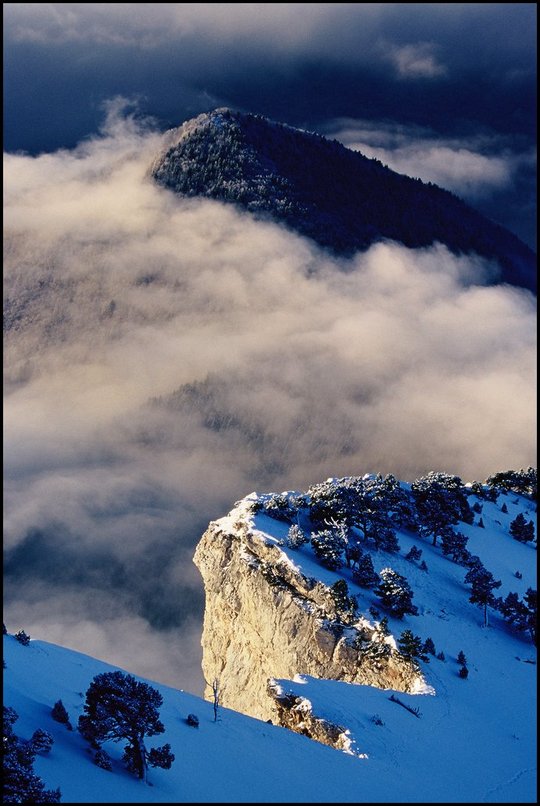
[{"x1": 3, "y1": 107, "x2": 536, "y2": 693}]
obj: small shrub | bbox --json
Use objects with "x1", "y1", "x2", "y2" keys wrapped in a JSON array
[
  {"x1": 186, "y1": 713, "x2": 199, "y2": 727},
  {"x1": 436, "y1": 651, "x2": 446, "y2": 661},
  {"x1": 458, "y1": 665, "x2": 469, "y2": 679},
  {"x1": 94, "y1": 749, "x2": 112, "y2": 771},
  {"x1": 515, "y1": 571, "x2": 523, "y2": 579},
  {"x1": 30, "y1": 729, "x2": 54, "y2": 754},
  {"x1": 457, "y1": 650, "x2": 467, "y2": 666},
  {"x1": 14, "y1": 630, "x2": 30, "y2": 646},
  {"x1": 423, "y1": 637, "x2": 436, "y2": 656},
  {"x1": 370, "y1": 714, "x2": 384, "y2": 726},
  {"x1": 51, "y1": 700, "x2": 72, "y2": 729},
  {"x1": 286, "y1": 524, "x2": 308, "y2": 549},
  {"x1": 419, "y1": 560, "x2": 428, "y2": 572},
  {"x1": 405, "y1": 545, "x2": 422, "y2": 562}
]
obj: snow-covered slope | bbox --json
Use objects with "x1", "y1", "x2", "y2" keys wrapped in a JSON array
[
  {"x1": 194, "y1": 478, "x2": 537, "y2": 802},
  {"x1": 3, "y1": 634, "x2": 394, "y2": 803},
  {"x1": 3, "y1": 478, "x2": 537, "y2": 803}
]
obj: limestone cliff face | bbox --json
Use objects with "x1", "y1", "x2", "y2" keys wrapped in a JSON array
[{"x1": 193, "y1": 497, "x2": 424, "y2": 728}]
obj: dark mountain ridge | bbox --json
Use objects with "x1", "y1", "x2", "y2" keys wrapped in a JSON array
[{"x1": 151, "y1": 108, "x2": 536, "y2": 293}]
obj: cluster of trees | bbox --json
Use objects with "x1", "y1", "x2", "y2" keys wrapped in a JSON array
[
  {"x1": 257, "y1": 470, "x2": 536, "y2": 639},
  {"x1": 486, "y1": 467, "x2": 537, "y2": 500},
  {"x1": 3, "y1": 707, "x2": 61, "y2": 803},
  {"x1": 3, "y1": 667, "x2": 175, "y2": 801}
]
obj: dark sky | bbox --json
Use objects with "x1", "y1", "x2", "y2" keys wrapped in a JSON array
[{"x1": 3, "y1": 3, "x2": 537, "y2": 247}]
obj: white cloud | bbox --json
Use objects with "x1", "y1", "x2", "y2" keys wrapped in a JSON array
[
  {"x1": 385, "y1": 41, "x2": 447, "y2": 79},
  {"x1": 3, "y1": 108, "x2": 536, "y2": 693},
  {"x1": 324, "y1": 117, "x2": 536, "y2": 199}
]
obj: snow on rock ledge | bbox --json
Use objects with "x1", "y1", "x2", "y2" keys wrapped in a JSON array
[{"x1": 193, "y1": 495, "x2": 424, "y2": 727}]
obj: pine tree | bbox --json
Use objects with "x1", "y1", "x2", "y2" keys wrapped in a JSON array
[
  {"x1": 501, "y1": 502, "x2": 508, "y2": 514},
  {"x1": 3, "y1": 707, "x2": 61, "y2": 803},
  {"x1": 498, "y1": 592, "x2": 530, "y2": 636},
  {"x1": 440, "y1": 529, "x2": 469, "y2": 563},
  {"x1": 509, "y1": 513, "x2": 535, "y2": 543},
  {"x1": 311, "y1": 529, "x2": 345, "y2": 570},
  {"x1": 352, "y1": 553, "x2": 379, "y2": 588},
  {"x1": 437, "y1": 651, "x2": 446, "y2": 661},
  {"x1": 458, "y1": 665, "x2": 469, "y2": 679},
  {"x1": 29, "y1": 729, "x2": 54, "y2": 755},
  {"x1": 464, "y1": 563, "x2": 502, "y2": 626},
  {"x1": 286, "y1": 524, "x2": 308, "y2": 549},
  {"x1": 14, "y1": 630, "x2": 30, "y2": 646},
  {"x1": 330, "y1": 580, "x2": 357, "y2": 622},
  {"x1": 405, "y1": 545, "x2": 422, "y2": 562},
  {"x1": 423, "y1": 637, "x2": 436, "y2": 656},
  {"x1": 457, "y1": 650, "x2": 467, "y2": 666},
  {"x1": 523, "y1": 588, "x2": 537, "y2": 643},
  {"x1": 78, "y1": 671, "x2": 174, "y2": 781},
  {"x1": 51, "y1": 700, "x2": 72, "y2": 730},
  {"x1": 398, "y1": 630, "x2": 429, "y2": 662},
  {"x1": 375, "y1": 568, "x2": 418, "y2": 618},
  {"x1": 411, "y1": 472, "x2": 472, "y2": 546}
]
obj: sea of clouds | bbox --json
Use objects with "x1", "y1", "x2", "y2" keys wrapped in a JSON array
[{"x1": 3, "y1": 104, "x2": 536, "y2": 693}]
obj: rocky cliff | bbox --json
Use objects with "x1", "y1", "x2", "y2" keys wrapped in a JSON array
[{"x1": 193, "y1": 495, "x2": 424, "y2": 732}]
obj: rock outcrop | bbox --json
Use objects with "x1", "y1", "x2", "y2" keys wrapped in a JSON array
[{"x1": 193, "y1": 496, "x2": 424, "y2": 727}]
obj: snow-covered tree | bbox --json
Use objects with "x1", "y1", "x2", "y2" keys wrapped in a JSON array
[
  {"x1": 311, "y1": 528, "x2": 345, "y2": 570},
  {"x1": 411, "y1": 472, "x2": 472, "y2": 546},
  {"x1": 375, "y1": 568, "x2": 418, "y2": 618},
  {"x1": 464, "y1": 563, "x2": 502, "y2": 627},
  {"x1": 486, "y1": 467, "x2": 537, "y2": 499},
  {"x1": 509, "y1": 513, "x2": 535, "y2": 544},
  {"x1": 78, "y1": 671, "x2": 174, "y2": 782},
  {"x1": 352, "y1": 553, "x2": 379, "y2": 588},
  {"x1": 286, "y1": 524, "x2": 308, "y2": 549},
  {"x1": 14, "y1": 630, "x2": 30, "y2": 646},
  {"x1": 3, "y1": 706, "x2": 61, "y2": 803},
  {"x1": 29, "y1": 729, "x2": 54, "y2": 755}
]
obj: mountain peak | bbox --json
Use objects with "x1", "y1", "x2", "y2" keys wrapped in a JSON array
[{"x1": 151, "y1": 109, "x2": 536, "y2": 292}]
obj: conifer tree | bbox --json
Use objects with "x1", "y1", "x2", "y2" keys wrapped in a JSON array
[
  {"x1": 509, "y1": 513, "x2": 535, "y2": 543},
  {"x1": 3, "y1": 707, "x2": 61, "y2": 803},
  {"x1": 311, "y1": 529, "x2": 345, "y2": 570},
  {"x1": 352, "y1": 553, "x2": 379, "y2": 588},
  {"x1": 78, "y1": 671, "x2": 174, "y2": 782},
  {"x1": 398, "y1": 630, "x2": 429, "y2": 662},
  {"x1": 375, "y1": 568, "x2": 418, "y2": 618},
  {"x1": 464, "y1": 563, "x2": 502, "y2": 626},
  {"x1": 51, "y1": 700, "x2": 72, "y2": 730},
  {"x1": 423, "y1": 637, "x2": 436, "y2": 656}
]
